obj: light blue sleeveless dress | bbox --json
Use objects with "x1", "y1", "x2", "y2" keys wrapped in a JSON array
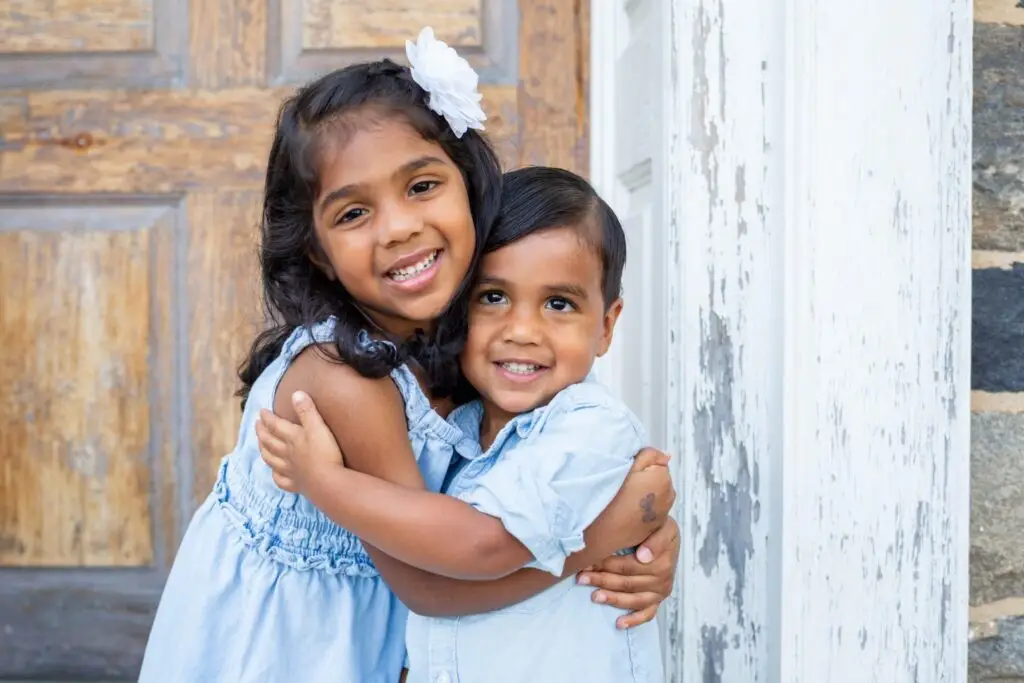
[{"x1": 138, "y1": 320, "x2": 468, "y2": 683}]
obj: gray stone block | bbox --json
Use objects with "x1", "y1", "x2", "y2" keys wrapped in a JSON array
[
  {"x1": 974, "y1": 23, "x2": 1024, "y2": 251},
  {"x1": 973, "y1": 412, "x2": 1024, "y2": 605},
  {"x1": 971, "y1": 616, "x2": 1024, "y2": 682},
  {"x1": 973, "y1": 266, "x2": 1024, "y2": 391}
]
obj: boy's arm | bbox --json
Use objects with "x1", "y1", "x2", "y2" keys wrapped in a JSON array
[{"x1": 458, "y1": 394, "x2": 648, "y2": 577}]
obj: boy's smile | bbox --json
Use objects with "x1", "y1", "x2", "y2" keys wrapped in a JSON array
[{"x1": 460, "y1": 227, "x2": 622, "y2": 444}]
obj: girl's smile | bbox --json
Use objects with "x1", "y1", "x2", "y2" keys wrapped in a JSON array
[{"x1": 384, "y1": 247, "x2": 443, "y2": 291}]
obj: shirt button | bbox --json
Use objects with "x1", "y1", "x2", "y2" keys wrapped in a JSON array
[{"x1": 435, "y1": 673, "x2": 451, "y2": 683}]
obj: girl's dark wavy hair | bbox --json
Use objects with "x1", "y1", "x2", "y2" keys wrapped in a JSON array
[{"x1": 237, "y1": 59, "x2": 502, "y2": 407}]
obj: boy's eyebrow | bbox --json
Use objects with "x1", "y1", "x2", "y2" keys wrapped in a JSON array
[
  {"x1": 476, "y1": 275, "x2": 590, "y2": 301},
  {"x1": 318, "y1": 155, "x2": 448, "y2": 216},
  {"x1": 545, "y1": 282, "x2": 590, "y2": 300}
]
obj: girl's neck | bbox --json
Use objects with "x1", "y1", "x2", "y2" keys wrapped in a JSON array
[
  {"x1": 361, "y1": 307, "x2": 436, "y2": 343},
  {"x1": 478, "y1": 401, "x2": 517, "y2": 451}
]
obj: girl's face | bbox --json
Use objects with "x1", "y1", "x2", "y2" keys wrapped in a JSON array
[{"x1": 311, "y1": 115, "x2": 476, "y2": 338}]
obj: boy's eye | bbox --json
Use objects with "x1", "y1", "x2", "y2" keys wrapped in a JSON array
[
  {"x1": 546, "y1": 297, "x2": 576, "y2": 312},
  {"x1": 409, "y1": 180, "x2": 440, "y2": 196},
  {"x1": 479, "y1": 290, "x2": 508, "y2": 305},
  {"x1": 337, "y1": 207, "x2": 368, "y2": 225}
]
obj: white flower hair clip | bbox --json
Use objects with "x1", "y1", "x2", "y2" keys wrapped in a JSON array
[{"x1": 405, "y1": 27, "x2": 487, "y2": 138}]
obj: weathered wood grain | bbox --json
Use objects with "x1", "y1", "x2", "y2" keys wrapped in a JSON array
[
  {"x1": 0, "y1": 0, "x2": 185, "y2": 90},
  {"x1": 302, "y1": 0, "x2": 482, "y2": 50},
  {"x1": 2, "y1": 0, "x2": 154, "y2": 53},
  {"x1": 0, "y1": 86, "x2": 520, "y2": 193},
  {"x1": 186, "y1": 192, "x2": 263, "y2": 504},
  {"x1": 0, "y1": 202, "x2": 179, "y2": 567},
  {"x1": 517, "y1": 0, "x2": 589, "y2": 175},
  {"x1": 189, "y1": 0, "x2": 267, "y2": 88},
  {"x1": 270, "y1": 0, "x2": 516, "y2": 85},
  {"x1": 0, "y1": 89, "x2": 283, "y2": 192}
]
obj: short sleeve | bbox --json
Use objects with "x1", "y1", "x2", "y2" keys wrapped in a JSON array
[{"x1": 461, "y1": 393, "x2": 645, "y2": 576}]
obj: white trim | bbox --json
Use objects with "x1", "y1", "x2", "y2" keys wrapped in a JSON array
[
  {"x1": 588, "y1": 0, "x2": 625, "y2": 399},
  {"x1": 591, "y1": 0, "x2": 973, "y2": 680}
]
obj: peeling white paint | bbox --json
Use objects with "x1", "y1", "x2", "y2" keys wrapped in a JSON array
[
  {"x1": 776, "y1": 0, "x2": 971, "y2": 680},
  {"x1": 592, "y1": 0, "x2": 972, "y2": 680}
]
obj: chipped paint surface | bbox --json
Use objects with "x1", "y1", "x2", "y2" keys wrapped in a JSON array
[
  {"x1": 663, "y1": 0, "x2": 779, "y2": 680},
  {"x1": 774, "y1": 0, "x2": 972, "y2": 680},
  {"x1": 595, "y1": 0, "x2": 972, "y2": 680}
]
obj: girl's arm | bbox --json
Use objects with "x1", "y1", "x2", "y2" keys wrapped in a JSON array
[
  {"x1": 263, "y1": 366, "x2": 674, "y2": 580},
  {"x1": 272, "y1": 349, "x2": 532, "y2": 579},
  {"x1": 285, "y1": 455, "x2": 669, "y2": 580},
  {"x1": 364, "y1": 499, "x2": 680, "y2": 623},
  {"x1": 266, "y1": 352, "x2": 677, "y2": 618}
]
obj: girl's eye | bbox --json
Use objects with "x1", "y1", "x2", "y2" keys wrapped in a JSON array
[
  {"x1": 479, "y1": 291, "x2": 508, "y2": 305},
  {"x1": 546, "y1": 297, "x2": 576, "y2": 312},
  {"x1": 337, "y1": 207, "x2": 368, "y2": 225},
  {"x1": 409, "y1": 180, "x2": 440, "y2": 196}
]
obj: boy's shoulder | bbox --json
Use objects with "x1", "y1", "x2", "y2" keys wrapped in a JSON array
[{"x1": 527, "y1": 376, "x2": 646, "y2": 444}]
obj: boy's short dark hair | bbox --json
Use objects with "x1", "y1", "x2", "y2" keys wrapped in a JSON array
[{"x1": 486, "y1": 166, "x2": 626, "y2": 309}]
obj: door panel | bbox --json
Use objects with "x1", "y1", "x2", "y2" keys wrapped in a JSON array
[{"x1": 0, "y1": 0, "x2": 589, "y2": 678}]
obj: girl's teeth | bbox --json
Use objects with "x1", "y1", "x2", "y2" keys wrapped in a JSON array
[
  {"x1": 389, "y1": 251, "x2": 438, "y2": 281},
  {"x1": 501, "y1": 362, "x2": 540, "y2": 375}
]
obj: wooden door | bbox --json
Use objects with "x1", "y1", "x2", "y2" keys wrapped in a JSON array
[{"x1": 0, "y1": 1, "x2": 589, "y2": 678}]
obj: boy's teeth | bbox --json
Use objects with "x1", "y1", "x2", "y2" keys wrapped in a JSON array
[
  {"x1": 501, "y1": 362, "x2": 541, "y2": 375},
  {"x1": 388, "y1": 251, "x2": 438, "y2": 281}
]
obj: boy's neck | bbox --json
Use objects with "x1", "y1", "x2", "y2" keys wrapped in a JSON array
[{"x1": 478, "y1": 401, "x2": 517, "y2": 451}]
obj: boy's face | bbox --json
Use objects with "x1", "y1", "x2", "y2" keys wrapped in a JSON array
[{"x1": 460, "y1": 226, "x2": 623, "y2": 417}]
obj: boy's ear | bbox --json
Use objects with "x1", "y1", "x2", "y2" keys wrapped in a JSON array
[{"x1": 596, "y1": 297, "x2": 624, "y2": 358}]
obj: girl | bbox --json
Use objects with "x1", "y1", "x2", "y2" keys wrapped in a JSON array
[
  {"x1": 258, "y1": 166, "x2": 668, "y2": 682},
  {"x1": 139, "y1": 29, "x2": 677, "y2": 683}
]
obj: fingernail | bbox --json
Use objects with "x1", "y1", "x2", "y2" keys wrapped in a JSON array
[
  {"x1": 637, "y1": 547, "x2": 654, "y2": 564},
  {"x1": 293, "y1": 391, "x2": 308, "y2": 405},
  {"x1": 577, "y1": 575, "x2": 590, "y2": 585},
  {"x1": 594, "y1": 592, "x2": 607, "y2": 604},
  {"x1": 616, "y1": 618, "x2": 628, "y2": 630}
]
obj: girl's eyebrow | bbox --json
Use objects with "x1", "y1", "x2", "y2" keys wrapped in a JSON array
[{"x1": 318, "y1": 155, "x2": 449, "y2": 216}]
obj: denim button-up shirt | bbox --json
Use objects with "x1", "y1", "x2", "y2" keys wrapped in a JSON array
[{"x1": 405, "y1": 378, "x2": 665, "y2": 683}]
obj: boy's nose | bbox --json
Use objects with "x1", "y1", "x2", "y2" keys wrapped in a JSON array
[{"x1": 502, "y1": 309, "x2": 543, "y2": 346}]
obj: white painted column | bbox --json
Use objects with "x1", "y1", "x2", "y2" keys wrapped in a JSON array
[{"x1": 591, "y1": 0, "x2": 973, "y2": 681}]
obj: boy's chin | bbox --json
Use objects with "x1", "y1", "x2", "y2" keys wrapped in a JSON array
[{"x1": 489, "y1": 389, "x2": 551, "y2": 416}]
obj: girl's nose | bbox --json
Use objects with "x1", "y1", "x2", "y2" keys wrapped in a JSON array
[{"x1": 377, "y1": 205, "x2": 422, "y2": 247}]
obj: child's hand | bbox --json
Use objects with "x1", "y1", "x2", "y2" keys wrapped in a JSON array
[
  {"x1": 255, "y1": 391, "x2": 345, "y2": 493},
  {"x1": 577, "y1": 516, "x2": 680, "y2": 629}
]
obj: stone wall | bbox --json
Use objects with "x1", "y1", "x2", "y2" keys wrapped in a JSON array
[{"x1": 969, "y1": 1, "x2": 1024, "y2": 680}]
